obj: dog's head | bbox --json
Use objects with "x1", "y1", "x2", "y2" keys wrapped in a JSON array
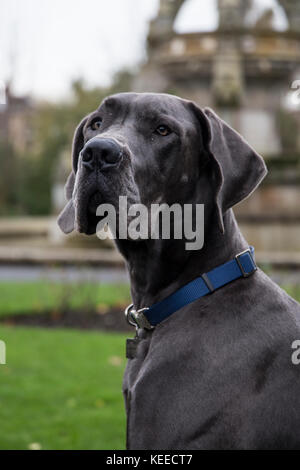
[{"x1": 58, "y1": 92, "x2": 267, "y2": 236}]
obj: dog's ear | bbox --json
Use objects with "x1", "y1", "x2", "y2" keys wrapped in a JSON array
[
  {"x1": 57, "y1": 199, "x2": 75, "y2": 234},
  {"x1": 71, "y1": 115, "x2": 89, "y2": 173},
  {"x1": 57, "y1": 115, "x2": 89, "y2": 234},
  {"x1": 190, "y1": 104, "x2": 267, "y2": 233},
  {"x1": 57, "y1": 171, "x2": 76, "y2": 234}
]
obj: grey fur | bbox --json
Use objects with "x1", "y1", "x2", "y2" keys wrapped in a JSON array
[{"x1": 58, "y1": 92, "x2": 300, "y2": 450}]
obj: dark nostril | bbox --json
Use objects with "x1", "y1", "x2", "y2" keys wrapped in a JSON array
[
  {"x1": 81, "y1": 147, "x2": 95, "y2": 171},
  {"x1": 102, "y1": 147, "x2": 121, "y2": 164},
  {"x1": 82, "y1": 147, "x2": 93, "y2": 162},
  {"x1": 97, "y1": 140, "x2": 122, "y2": 166}
]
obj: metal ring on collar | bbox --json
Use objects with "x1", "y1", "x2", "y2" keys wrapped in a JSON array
[{"x1": 124, "y1": 304, "x2": 153, "y2": 330}]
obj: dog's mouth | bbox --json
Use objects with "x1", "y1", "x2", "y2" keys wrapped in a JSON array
[
  {"x1": 88, "y1": 191, "x2": 103, "y2": 214},
  {"x1": 75, "y1": 190, "x2": 103, "y2": 235}
]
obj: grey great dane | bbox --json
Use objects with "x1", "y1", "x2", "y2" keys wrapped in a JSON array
[{"x1": 58, "y1": 92, "x2": 300, "y2": 450}]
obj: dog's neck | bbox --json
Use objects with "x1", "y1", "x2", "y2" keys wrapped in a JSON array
[{"x1": 116, "y1": 209, "x2": 248, "y2": 310}]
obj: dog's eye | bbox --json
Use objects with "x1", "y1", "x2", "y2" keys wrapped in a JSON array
[
  {"x1": 155, "y1": 125, "x2": 171, "y2": 136},
  {"x1": 91, "y1": 119, "x2": 102, "y2": 131}
]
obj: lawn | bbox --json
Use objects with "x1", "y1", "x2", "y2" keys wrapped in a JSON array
[
  {"x1": 282, "y1": 285, "x2": 300, "y2": 303},
  {"x1": 0, "y1": 280, "x2": 299, "y2": 450},
  {"x1": 0, "y1": 280, "x2": 298, "y2": 318},
  {"x1": 0, "y1": 281, "x2": 131, "y2": 316},
  {"x1": 0, "y1": 325, "x2": 128, "y2": 450}
]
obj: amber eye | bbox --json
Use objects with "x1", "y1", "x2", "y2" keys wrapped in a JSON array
[
  {"x1": 91, "y1": 119, "x2": 102, "y2": 131},
  {"x1": 156, "y1": 125, "x2": 171, "y2": 136}
]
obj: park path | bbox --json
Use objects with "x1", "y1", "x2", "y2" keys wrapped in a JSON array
[
  {"x1": 0, "y1": 264, "x2": 299, "y2": 287},
  {"x1": 0, "y1": 264, "x2": 129, "y2": 283}
]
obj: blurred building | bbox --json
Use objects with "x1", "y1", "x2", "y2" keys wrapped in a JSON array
[{"x1": 0, "y1": 83, "x2": 34, "y2": 153}]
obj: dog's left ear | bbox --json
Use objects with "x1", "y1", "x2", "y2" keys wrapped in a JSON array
[
  {"x1": 57, "y1": 115, "x2": 89, "y2": 234},
  {"x1": 57, "y1": 172, "x2": 76, "y2": 234},
  {"x1": 190, "y1": 104, "x2": 267, "y2": 233}
]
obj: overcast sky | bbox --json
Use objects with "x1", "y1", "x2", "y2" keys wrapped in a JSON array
[{"x1": 0, "y1": 0, "x2": 287, "y2": 101}]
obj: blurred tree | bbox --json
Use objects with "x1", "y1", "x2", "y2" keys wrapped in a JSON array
[{"x1": 0, "y1": 139, "x2": 19, "y2": 214}]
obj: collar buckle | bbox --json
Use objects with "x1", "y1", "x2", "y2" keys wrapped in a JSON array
[
  {"x1": 235, "y1": 248, "x2": 257, "y2": 277},
  {"x1": 125, "y1": 304, "x2": 153, "y2": 330}
]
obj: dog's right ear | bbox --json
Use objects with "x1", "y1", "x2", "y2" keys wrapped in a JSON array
[
  {"x1": 187, "y1": 102, "x2": 267, "y2": 233},
  {"x1": 57, "y1": 115, "x2": 89, "y2": 234}
]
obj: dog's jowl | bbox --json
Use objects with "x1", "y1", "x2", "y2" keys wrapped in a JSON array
[{"x1": 58, "y1": 92, "x2": 300, "y2": 450}]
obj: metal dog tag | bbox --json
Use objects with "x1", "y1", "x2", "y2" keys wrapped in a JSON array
[{"x1": 126, "y1": 337, "x2": 140, "y2": 359}]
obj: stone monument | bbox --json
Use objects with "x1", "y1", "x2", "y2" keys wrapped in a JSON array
[{"x1": 133, "y1": 0, "x2": 300, "y2": 160}]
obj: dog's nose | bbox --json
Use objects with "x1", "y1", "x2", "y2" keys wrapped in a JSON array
[{"x1": 81, "y1": 138, "x2": 122, "y2": 170}]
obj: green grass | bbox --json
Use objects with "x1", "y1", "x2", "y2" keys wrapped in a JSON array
[
  {"x1": 0, "y1": 281, "x2": 298, "y2": 318},
  {"x1": 0, "y1": 325, "x2": 128, "y2": 450},
  {"x1": 0, "y1": 280, "x2": 299, "y2": 450},
  {"x1": 283, "y1": 285, "x2": 300, "y2": 303},
  {"x1": 0, "y1": 281, "x2": 131, "y2": 316}
]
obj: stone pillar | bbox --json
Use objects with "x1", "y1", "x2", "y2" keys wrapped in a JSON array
[
  {"x1": 212, "y1": 40, "x2": 244, "y2": 107},
  {"x1": 148, "y1": 0, "x2": 185, "y2": 46},
  {"x1": 218, "y1": 0, "x2": 252, "y2": 29},
  {"x1": 279, "y1": 0, "x2": 300, "y2": 31}
]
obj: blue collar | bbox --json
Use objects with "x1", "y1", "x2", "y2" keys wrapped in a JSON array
[{"x1": 125, "y1": 247, "x2": 257, "y2": 330}]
